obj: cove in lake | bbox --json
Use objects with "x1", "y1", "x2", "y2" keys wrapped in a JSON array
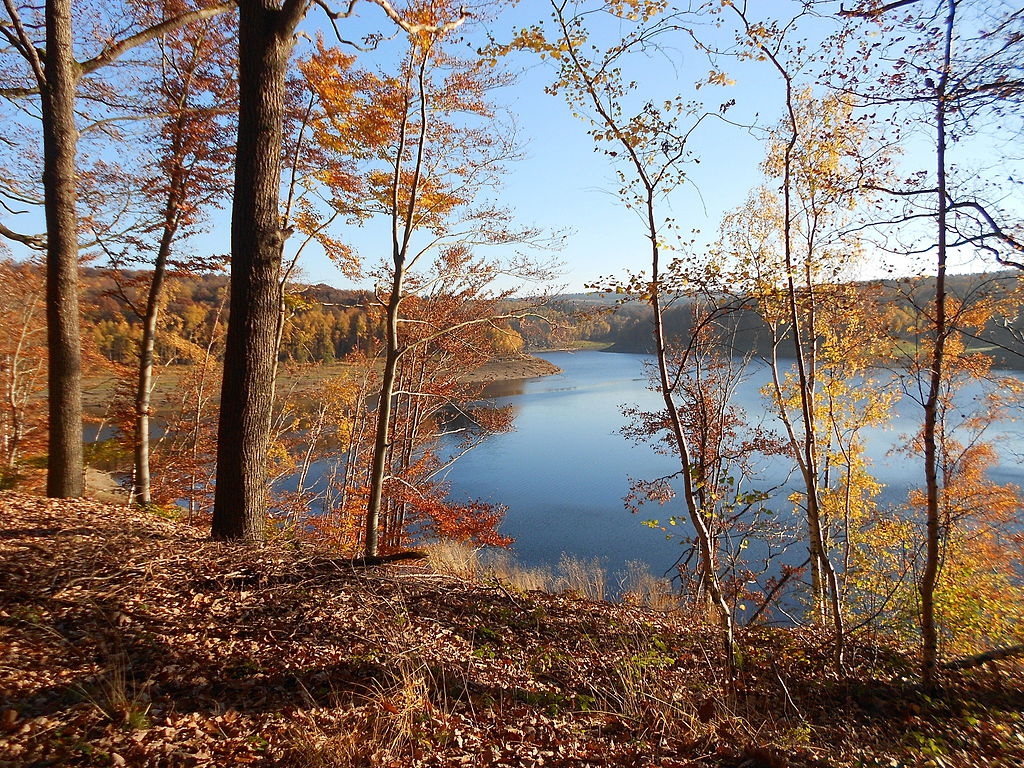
[{"x1": 441, "y1": 350, "x2": 1024, "y2": 583}]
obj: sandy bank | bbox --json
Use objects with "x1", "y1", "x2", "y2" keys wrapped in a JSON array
[{"x1": 459, "y1": 355, "x2": 562, "y2": 383}]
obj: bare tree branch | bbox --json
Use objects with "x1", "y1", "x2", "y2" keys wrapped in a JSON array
[
  {"x1": 1, "y1": 2, "x2": 238, "y2": 98},
  {"x1": 1, "y1": 0, "x2": 45, "y2": 88},
  {"x1": 367, "y1": 0, "x2": 469, "y2": 35},
  {"x1": 839, "y1": 0, "x2": 921, "y2": 19},
  {"x1": 0, "y1": 221, "x2": 44, "y2": 249},
  {"x1": 80, "y1": 2, "x2": 237, "y2": 78}
]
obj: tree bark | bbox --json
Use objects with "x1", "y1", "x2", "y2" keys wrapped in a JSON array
[
  {"x1": 43, "y1": 0, "x2": 84, "y2": 498},
  {"x1": 212, "y1": 0, "x2": 306, "y2": 540},
  {"x1": 363, "y1": 275, "x2": 402, "y2": 558},
  {"x1": 133, "y1": 216, "x2": 174, "y2": 506}
]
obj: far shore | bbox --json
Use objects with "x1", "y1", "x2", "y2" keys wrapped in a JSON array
[
  {"x1": 78, "y1": 353, "x2": 564, "y2": 497},
  {"x1": 82, "y1": 353, "x2": 567, "y2": 418}
]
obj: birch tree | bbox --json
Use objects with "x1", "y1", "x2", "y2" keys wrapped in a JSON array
[
  {"x1": 841, "y1": 0, "x2": 1024, "y2": 686},
  {"x1": 500, "y1": 0, "x2": 750, "y2": 670}
]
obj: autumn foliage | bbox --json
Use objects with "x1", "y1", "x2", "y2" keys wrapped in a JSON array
[{"x1": 0, "y1": 0, "x2": 1022, "y2": 712}]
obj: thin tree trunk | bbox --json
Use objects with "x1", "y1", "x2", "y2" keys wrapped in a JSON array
[
  {"x1": 2, "y1": 288, "x2": 40, "y2": 470},
  {"x1": 547, "y1": 0, "x2": 734, "y2": 666},
  {"x1": 43, "y1": 0, "x2": 84, "y2": 498},
  {"x1": 187, "y1": 291, "x2": 224, "y2": 520},
  {"x1": 920, "y1": 0, "x2": 955, "y2": 689},
  {"x1": 364, "y1": 278, "x2": 402, "y2": 558},
  {"x1": 649, "y1": 226, "x2": 735, "y2": 668},
  {"x1": 738, "y1": 1, "x2": 845, "y2": 663},
  {"x1": 364, "y1": 48, "x2": 429, "y2": 558},
  {"x1": 133, "y1": 210, "x2": 176, "y2": 506}
]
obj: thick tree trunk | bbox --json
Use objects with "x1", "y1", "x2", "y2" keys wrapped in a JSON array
[
  {"x1": 43, "y1": 0, "x2": 84, "y2": 498},
  {"x1": 212, "y1": 0, "x2": 301, "y2": 540}
]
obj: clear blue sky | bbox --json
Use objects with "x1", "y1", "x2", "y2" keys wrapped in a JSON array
[
  {"x1": 290, "y1": 0, "x2": 999, "y2": 294},
  {"x1": 285, "y1": 0, "x2": 791, "y2": 293},
  {"x1": 3, "y1": 1, "x2": 1017, "y2": 290},
  {"x1": 294, "y1": 0, "x2": 1019, "y2": 293}
]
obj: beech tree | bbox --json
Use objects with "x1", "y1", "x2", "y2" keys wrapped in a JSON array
[
  {"x1": 126, "y1": 4, "x2": 236, "y2": 507},
  {"x1": 212, "y1": 0, "x2": 469, "y2": 542},
  {"x1": 310, "y1": 257, "x2": 525, "y2": 554},
  {"x1": 300, "y1": 8, "x2": 556, "y2": 556},
  {"x1": 0, "y1": 0, "x2": 235, "y2": 498},
  {"x1": 91, "y1": 0, "x2": 237, "y2": 506},
  {"x1": 501, "y1": 0, "x2": 752, "y2": 668},
  {"x1": 721, "y1": 5, "x2": 861, "y2": 665}
]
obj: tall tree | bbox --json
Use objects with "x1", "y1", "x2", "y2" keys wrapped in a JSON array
[
  {"x1": 300, "y1": 10, "x2": 555, "y2": 556},
  {"x1": 212, "y1": 0, "x2": 468, "y2": 541},
  {"x1": 40, "y1": 0, "x2": 82, "y2": 497},
  {"x1": 842, "y1": 0, "x2": 1024, "y2": 686},
  {"x1": 127, "y1": 2, "x2": 236, "y2": 506},
  {"x1": 0, "y1": 0, "x2": 236, "y2": 498},
  {"x1": 503, "y1": 0, "x2": 745, "y2": 668},
  {"x1": 211, "y1": 0, "x2": 309, "y2": 540},
  {"x1": 723, "y1": 4, "x2": 862, "y2": 665}
]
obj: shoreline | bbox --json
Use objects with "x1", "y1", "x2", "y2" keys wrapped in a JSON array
[
  {"x1": 80, "y1": 354, "x2": 563, "y2": 496},
  {"x1": 459, "y1": 354, "x2": 563, "y2": 384}
]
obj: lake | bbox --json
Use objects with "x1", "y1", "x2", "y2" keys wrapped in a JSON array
[{"x1": 441, "y1": 350, "x2": 1024, "y2": 583}]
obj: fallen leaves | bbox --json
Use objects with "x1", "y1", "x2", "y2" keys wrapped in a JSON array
[{"x1": 1, "y1": 490, "x2": 1022, "y2": 767}]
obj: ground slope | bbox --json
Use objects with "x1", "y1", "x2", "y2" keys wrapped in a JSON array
[{"x1": 1, "y1": 492, "x2": 1021, "y2": 767}]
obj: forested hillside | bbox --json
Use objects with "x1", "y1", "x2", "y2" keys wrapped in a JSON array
[{"x1": 75, "y1": 267, "x2": 1024, "y2": 368}]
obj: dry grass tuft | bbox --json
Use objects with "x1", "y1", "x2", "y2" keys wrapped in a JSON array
[
  {"x1": 617, "y1": 560, "x2": 681, "y2": 612},
  {"x1": 73, "y1": 649, "x2": 152, "y2": 731},
  {"x1": 424, "y1": 539, "x2": 480, "y2": 580},
  {"x1": 428, "y1": 542, "x2": 681, "y2": 613},
  {"x1": 553, "y1": 553, "x2": 606, "y2": 601}
]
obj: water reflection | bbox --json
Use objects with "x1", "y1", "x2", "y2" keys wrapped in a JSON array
[
  {"x1": 443, "y1": 350, "x2": 1024, "y2": 585},
  {"x1": 481, "y1": 378, "x2": 530, "y2": 398}
]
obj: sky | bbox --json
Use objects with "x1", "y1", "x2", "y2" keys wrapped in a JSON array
[
  {"x1": 2, "y1": 0, "x2": 1020, "y2": 292},
  {"x1": 278, "y1": 0, "x2": 800, "y2": 293},
  {"x1": 287, "y1": 0, "x2": 1017, "y2": 295}
]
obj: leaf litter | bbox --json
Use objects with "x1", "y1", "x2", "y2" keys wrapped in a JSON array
[{"x1": 1, "y1": 491, "x2": 1022, "y2": 767}]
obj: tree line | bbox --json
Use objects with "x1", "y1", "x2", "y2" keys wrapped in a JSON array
[{"x1": 73, "y1": 267, "x2": 1024, "y2": 369}]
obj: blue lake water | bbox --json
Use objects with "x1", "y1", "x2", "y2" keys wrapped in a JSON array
[{"x1": 441, "y1": 350, "x2": 1024, "y2": 581}]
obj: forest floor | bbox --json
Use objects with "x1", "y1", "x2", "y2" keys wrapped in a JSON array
[{"x1": 2, "y1": 491, "x2": 1023, "y2": 767}]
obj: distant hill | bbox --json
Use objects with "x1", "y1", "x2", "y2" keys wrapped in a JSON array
[{"x1": 74, "y1": 267, "x2": 1024, "y2": 368}]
